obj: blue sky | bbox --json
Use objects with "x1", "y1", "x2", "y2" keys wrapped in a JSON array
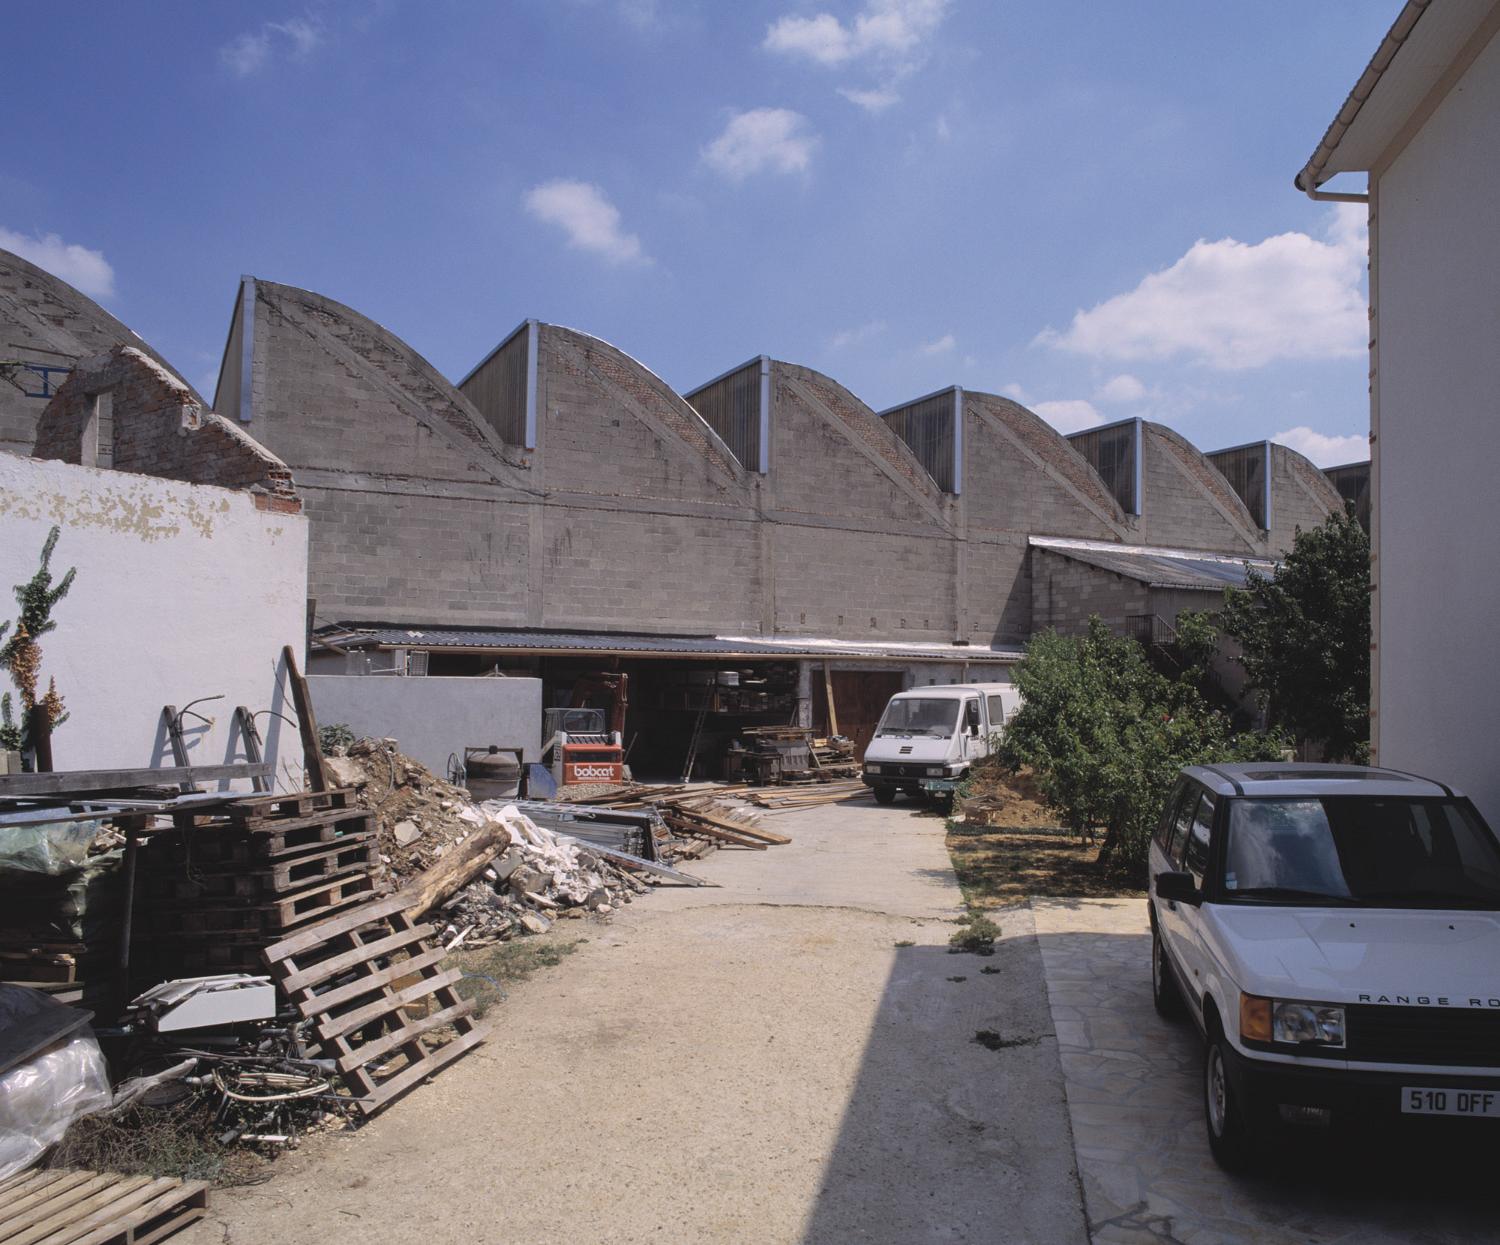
[{"x1": 2, "y1": 1, "x2": 1392, "y2": 465}]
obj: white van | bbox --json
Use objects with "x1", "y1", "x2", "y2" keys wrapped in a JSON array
[{"x1": 861, "y1": 683, "x2": 1021, "y2": 806}]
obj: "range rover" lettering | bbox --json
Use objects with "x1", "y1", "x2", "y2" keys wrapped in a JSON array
[{"x1": 1357, "y1": 994, "x2": 1500, "y2": 1008}]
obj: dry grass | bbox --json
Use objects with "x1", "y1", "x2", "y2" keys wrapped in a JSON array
[
  {"x1": 451, "y1": 936, "x2": 581, "y2": 1017},
  {"x1": 947, "y1": 768, "x2": 1141, "y2": 904},
  {"x1": 47, "y1": 1101, "x2": 269, "y2": 1186}
]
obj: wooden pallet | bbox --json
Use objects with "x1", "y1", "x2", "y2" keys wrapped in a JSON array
[
  {"x1": 154, "y1": 787, "x2": 356, "y2": 832},
  {"x1": 143, "y1": 872, "x2": 380, "y2": 937},
  {"x1": 0, "y1": 1169, "x2": 208, "y2": 1245},
  {"x1": 263, "y1": 893, "x2": 487, "y2": 1117},
  {"x1": 141, "y1": 836, "x2": 379, "y2": 901},
  {"x1": 143, "y1": 808, "x2": 372, "y2": 860}
]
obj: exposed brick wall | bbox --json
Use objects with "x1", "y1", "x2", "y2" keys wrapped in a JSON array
[{"x1": 32, "y1": 346, "x2": 298, "y2": 508}]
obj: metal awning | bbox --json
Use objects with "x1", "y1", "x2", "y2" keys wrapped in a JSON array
[
  {"x1": 1030, "y1": 536, "x2": 1275, "y2": 592},
  {"x1": 316, "y1": 625, "x2": 1021, "y2": 664}
]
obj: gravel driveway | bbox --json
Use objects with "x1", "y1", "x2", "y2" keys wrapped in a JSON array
[{"x1": 185, "y1": 800, "x2": 1088, "y2": 1245}]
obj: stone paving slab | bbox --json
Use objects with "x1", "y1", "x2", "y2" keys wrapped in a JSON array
[{"x1": 1031, "y1": 897, "x2": 1496, "y2": 1245}]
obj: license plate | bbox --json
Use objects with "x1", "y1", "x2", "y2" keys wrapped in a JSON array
[{"x1": 1401, "y1": 1087, "x2": 1500, "y2": 1117}]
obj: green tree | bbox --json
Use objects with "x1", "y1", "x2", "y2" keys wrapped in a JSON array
[
  {"x1": 998, "y1": 618, "x2": 1281, "y2": 882},
  {"x1": 1220, "y1": 509, "x2": 1370, "y2": 761}
]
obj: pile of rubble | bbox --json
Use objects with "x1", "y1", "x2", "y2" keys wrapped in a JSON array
[
  {"x1": 323, "y1": 738, "x2": 474, "y2": 882},
  {"x1": 325, "y1": 737, "x2": 648, "y2": 947},
  {"x1": 440, "y1": 812, "x2": 649, "y2": 948}
]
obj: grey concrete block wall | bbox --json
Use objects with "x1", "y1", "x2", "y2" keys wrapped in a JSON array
[
  {"x1": 224, "y1": 275, "x2": 1342, "y2": 647},
  {"x1": 308, "y1": 674, "x2": 542, "y2": 776},
  {"x1": 1031, "y1": 549, "x2": 1151, "y2": 636},
  {"x1": 1134, "y1": 423, "x2": 1263, "y2": 554},
  {"x1": 1268, "y1": 443, "x2": 1346, "y2": 554}
]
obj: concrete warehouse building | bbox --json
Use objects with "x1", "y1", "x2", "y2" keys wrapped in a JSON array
[{"x1": 0, "y1": 250, "x2": 1357, "y2": 772}]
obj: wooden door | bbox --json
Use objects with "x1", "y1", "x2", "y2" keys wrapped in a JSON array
[{"x1": 817, "y1": 670, "x2": 906, "y2": 760}]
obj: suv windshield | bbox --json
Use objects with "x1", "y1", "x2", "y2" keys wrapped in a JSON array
[
  {"x1": 876, "y1": 698, "x2": 960, "y2": 738},
  {"x1": 1223, "y1": 797, "x2": 1500, "y2": 909}
]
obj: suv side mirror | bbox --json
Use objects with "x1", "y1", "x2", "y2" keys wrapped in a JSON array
[{"x1": 1156, "y1": 871, "x2": 1200, "y2": 906}]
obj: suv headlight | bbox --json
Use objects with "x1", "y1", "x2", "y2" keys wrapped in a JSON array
[
  {"x1": 1273, "y1": 1002, "x2": 1345, "y2": 1047},
  {"x1": 865, "y1": 764, "x2": 882, "y2": 775},
  {"x1": 925, "y1": 766, "x2": 944, "y2": 777},
  {"x1": 1241, "y1": 994, "x2": 1345, "y2": 1047}
]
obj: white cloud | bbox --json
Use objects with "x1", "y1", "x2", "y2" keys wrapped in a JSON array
[
  {"x1": 703, "y1": 109, "x2": 817, "y2": 181},
  {"x1": 839, "y1": 85, "x2": 901, "y2": 113},
  {"x1": 829, "y1": 320, "x2": 886, "y2": 349},
  {"x1": 1036, "y1": 205, "x2": 1368, "y2": 371},
  {"x1": 523, "y1": 180, "x2": 648, "y2": 265},
  {"x1": 221, "y1": 16, "x2": 322, "y2": 77},
  {"x1": 1095, "y1": 373, "x2": 1146, "y2": 403},
  {"x1": 1032, "y1": 399, "x2": 1104, "y2": 434},
  {"x1": 0, "y1": 226, "x2": 115, "y2": 299},
  {"x1": 1001, "y1": 382, "x2": 1027, "y2": 401},
  {"x1": 919, "y1": 333, "x2": 956, "y2": 356},
  {"x1": 765, "y1": 0, "x2": 950, "y2": 67},
  {"x1": 1272, "y1": 426, "x2": 1367, "y2": 468}
]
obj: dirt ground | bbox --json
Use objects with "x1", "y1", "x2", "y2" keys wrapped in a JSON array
[
  {"x1": 948, "y1": 768, "x2": 1142, "y2": 903},
  {"x1": 182, "y1": 799, "x2": 1088, "y2": 1245}
]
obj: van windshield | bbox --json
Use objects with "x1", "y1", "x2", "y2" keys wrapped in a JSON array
[
  {"x1": 876, "y1": 698, "x2": 960, "y2": 738},
  {"x1": 1222, "y1": 797, "x2": 1500, "y2": 909}
]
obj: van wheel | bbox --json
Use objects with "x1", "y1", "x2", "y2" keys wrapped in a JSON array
[
  {"x1": 1204, "y1": 1032, "x2": 1265, "y2": 1171},
  {"x1": 873, "y1": 785, "x2": 897, "y2": 805},
  {"x1": 1151, "y1": 926, "x2": 1183, "y2": 1018}
]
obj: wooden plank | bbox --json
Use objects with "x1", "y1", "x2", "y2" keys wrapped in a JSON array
[
  {"x1": 9, "y1": 1174, "x2": 154, "y2": 1245},
  {"x1": 275, "y1": 922, "x2": 435, "y2": 996},
  {"x1": 671, "y1": 803, "x2": 791, "y2": 845},
  {"x1": 317, "y1": 965, "x2": 463, "y2": 1042},
  {"x1": 262, "y1": 892, "x2": 415, "y2": 962},
  {"x1": 660, "y1": 812, "x2": 767, "y2": 849},
  {"x1": 0, "y1": 763, "x2": 272, "y2": 798},
  {"x1": 21, "y1": 1175, "x2": 180, "y2": 1245},
  {"x1": 0, "y1": 1171, "x2": 99, "y2": 1231},
  {"x1": 334, "y1": 998, "x2": 474, "y2": 1074},
  {"x1": 65, "y1": 1181, "x2": 209, "y2": 1245},
  {"x1": 299, "y1": 946, "x2": 450, "y2": 1026},
  {"x1": 352, "y1": 1023, "x2": 488, "y2": 1115},
  {"x1": 282, "y1": 644, "x2": 329, "y2": 792}
]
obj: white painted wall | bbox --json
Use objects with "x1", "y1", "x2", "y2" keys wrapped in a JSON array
[
  {"x1": 1371, "y1": 27, "x2": 1500, "y2": 823},
  {"x1": 0, "y1": 453, "x2": 308, "y2": 786},
  {"x1": 307, "y1": 675, "x2": 542, "y2": 777}
]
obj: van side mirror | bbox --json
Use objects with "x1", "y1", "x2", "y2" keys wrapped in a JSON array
[{"x1": 1155, "y1": 871, "x2": 1200, "y2": 906}]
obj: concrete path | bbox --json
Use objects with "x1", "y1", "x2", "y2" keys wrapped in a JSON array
[
  {"x1": 1032, "y1": 898, "x2": 1497, "y2": 1244},
  {"x1": 186, "y1": 801, "x2": 1088, "y2": 1245}
]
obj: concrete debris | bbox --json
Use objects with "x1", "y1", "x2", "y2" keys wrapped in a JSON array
[{"x1": 393, "y1": 819, "x2": 421, "y2": 846}]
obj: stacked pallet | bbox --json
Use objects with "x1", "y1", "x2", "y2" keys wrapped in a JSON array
[{"x1": 135, "y1": 789, "x2": 380, "y2": 979}]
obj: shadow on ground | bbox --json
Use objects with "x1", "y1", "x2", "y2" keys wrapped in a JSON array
[
  {"x1": 797, "y1": 932, "x2": 1088, "y2": 1245},
  {"x1": 1033, "y1": 910, "x2": 1497, "y2": 1244}
]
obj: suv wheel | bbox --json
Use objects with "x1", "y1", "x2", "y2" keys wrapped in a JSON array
[
  {"x1": 1151, "y1": 926, "x2": 1183, "y2": 1018},
  {"x1": 873, "y1": 785, "x2": 897, "y2": 805},
  {"x1": 1204, "y1": 1032, "x2": 1263, "y2": 1171}
]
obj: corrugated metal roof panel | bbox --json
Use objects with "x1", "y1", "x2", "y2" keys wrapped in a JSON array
[
  {"x1": 1031, "y1": 537, "x2": 1275, "y2": 592},
  {"x1": 320, "y1": 627, "x2": 1021, "y2": 663}
]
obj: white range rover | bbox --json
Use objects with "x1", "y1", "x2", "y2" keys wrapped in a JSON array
[{"x1": 1148, "y1": 762, "x2": 1500, "y2": 1169}]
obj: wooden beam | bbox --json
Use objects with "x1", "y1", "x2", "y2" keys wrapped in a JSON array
[
  {"x1": 0, "y1": 762, "x2": 272, "y2": 798},
  {"x1": 823, "y1": 661, "x2": 839, "y2": 737},
  {"x1": 283, "y1": 644, "x2": 329, "y2": 792}
]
